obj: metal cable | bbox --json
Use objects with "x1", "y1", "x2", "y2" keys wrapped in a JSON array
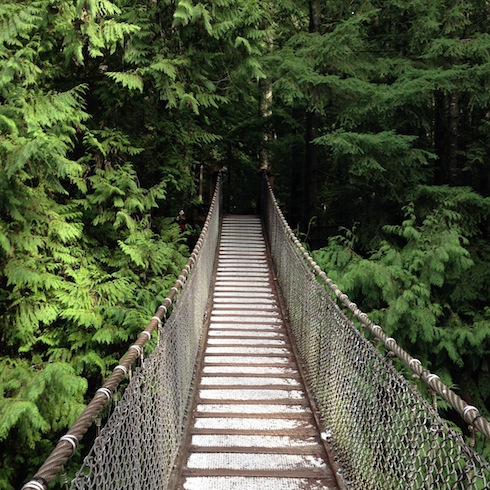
[
  {"x1": 22, "y1": 174, "x2": 222, "y2": 490},
  {"x1": 260, "y1": 172, "x2": 490, "y2": 489},
  {"x1": 261, "y1": 174, "x2": 490, "y2": 440}
]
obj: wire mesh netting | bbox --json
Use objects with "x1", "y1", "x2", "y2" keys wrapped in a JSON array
[
  {"x1": 69, "y1": 180, "x2": 222, "y2": 490},
  {"x1": 261, "y1": 176, "x2": 490, "y2": 490}
]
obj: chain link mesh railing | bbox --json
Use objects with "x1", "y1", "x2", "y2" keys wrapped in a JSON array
[
  {"x1": 22, "y1": 175, "x2": 222, "y2": 490},
  {"x1": 260, "y1": 173, "x2": 490, "y2": 490}
]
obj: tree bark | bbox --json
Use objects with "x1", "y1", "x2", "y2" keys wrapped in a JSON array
[
  {"x1": 303, "y1": 0, "x2": 321, "y2": 228},
  {"x1": 448, "y1": 93, "x2": 459, "y2": 183},
  {"x1": 259, "y1": 77, "x2": 273, "y2": 171},
  {"x1": 289, "y1": 110, "x2": 305, "y2": 228},
  {"x1": 304, "y1": 112, "x2": 319, "y2": 227},
  {"x1": 309, "y1": 0, "x2": 321, "y2": 33},
  {"x1": 434, "y1": 92, "x2": 459, "y2": 185}
]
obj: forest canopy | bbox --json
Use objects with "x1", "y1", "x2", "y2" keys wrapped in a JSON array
[{"x1": 1, "y1": 0, "x2": 489, "y2": 488}]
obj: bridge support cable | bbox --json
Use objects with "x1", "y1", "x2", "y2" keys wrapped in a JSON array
[
  {"x1": 22, "y1": 175, "x2": 223, "y2": 490},
  {"x1": 260, "y1": 172, "x2": 490, "y2": 489}
]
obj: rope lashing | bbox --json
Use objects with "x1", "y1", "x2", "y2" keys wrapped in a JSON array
[
  {"x1": 22, "y1": 479, "x2": 46, "y2": 490},
  {"x1": 114, "y1": 365, "x2": 128, "y2": 376},
  {"x1": 129, "y1": 344, "x2": 142, "y2": 356},
  {"x1": 59, "y1": 435, "x2": 79, "y2": 454},
  {"x1": 463, "y1": 405, "x2": 480, "y2": 422},
  {"x1": 97, "y1": 387, "x2": 112, "y2": 401},
  {"x1": 151, "y1": 316, "x2": 163, "y2": 327},
  {"x1": 409, "y1": 358, "x2": 421, "y2": 368}
]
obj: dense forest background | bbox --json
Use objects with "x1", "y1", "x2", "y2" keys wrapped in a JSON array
[{"x1": 1, "y1": 0, "x2": 489, "y2": 488}]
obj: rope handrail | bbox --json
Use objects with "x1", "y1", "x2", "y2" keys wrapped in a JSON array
[
  {"x1": 262, "y1": 173, "x2": 490, "y2": 440},
  {"x1": 22, "y1": 173, "x2": 222, "y2": 490}
]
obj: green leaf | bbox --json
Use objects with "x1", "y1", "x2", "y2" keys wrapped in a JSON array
[
  {"x1": 235, "y1": 36, "x2": 252, "y2": 54},
  {"x1": 105, "y1": 71, "x2": 144, "y2": 92},
  {"x1": 179, "y1": 93, "x2": 200, "y2": 114}
]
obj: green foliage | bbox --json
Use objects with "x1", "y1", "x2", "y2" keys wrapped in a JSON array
[
  {"x1": 269, "y1": 3, "x2": 490, "y2": 450},
  {"x1": 0, "y1": 359, "x2": 87, "y2": 490},
  {"x1": 313, "y1": 187, "x2": 490, "y2": 419},
  {"x1": 314, "y1": 129, "x2": 433, "y2": 200},
  {"x1": 0, "y1": 0, "x2": 271, "y2": 485},
  {"x1": 0, "y1": 360, "x2": 87, "y2": 446},
  {"x1": 0, "y1": 0, "x2": 205, "y2": 487},
  {"x1": 105, "y1": 71, "x2": 143, "y2": 92},
  {"x1": 2, "y1": 0, "x2": 490, "y2": 485}
]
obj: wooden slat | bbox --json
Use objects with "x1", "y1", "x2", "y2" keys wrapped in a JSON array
[{"x1": 172, "y1": 215, "x2": 339, "y2": 490}]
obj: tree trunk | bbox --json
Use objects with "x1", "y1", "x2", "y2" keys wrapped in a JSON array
[
  {"x1": 434, "y1": 92, "x2": 459, "y2": 185},
  {"x1": 448, "y1": 93, "x2": 459, "y2": 183},
  {"x1": 259, "y1": 77, "x2": 273, "y2": 172},
  {"x1": 304, "y1": 112, "x2": 318, "y2": 227},
  {"x1": 303, "y1": 0, "x2": 321, "y2": 228},
  {"x1": 289, "y1": 110, "x2": 305, "y2": 228},
  {"x1": 309, "y1": 0, "x2": 321, "y2": 33}
]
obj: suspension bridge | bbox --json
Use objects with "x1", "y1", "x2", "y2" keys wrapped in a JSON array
[{"x1": 23, "y1": 173, "x2": 490, "y2": 489}]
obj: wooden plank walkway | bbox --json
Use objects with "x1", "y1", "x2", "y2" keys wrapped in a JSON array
[{"x1": 175, "y1": 215, "x2": 339, "y2": 490}]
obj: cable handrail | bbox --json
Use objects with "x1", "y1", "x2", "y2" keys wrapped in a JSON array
[
  {"x1": 262, "y1": 172, "x2": 490, "y2": 440},
  {"x1": 22, "y1": 173, "x2": 222, "y2": 490}
]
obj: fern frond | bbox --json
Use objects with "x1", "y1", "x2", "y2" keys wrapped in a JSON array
[
  {"x1": 0, "y1": 4, "x2": 43, "y2": 45},
  {"x1": 235, "y1": 36, "x2": 253, "y2": 54},
  {"x1": 147, "y1": 57, "x2": 178, "y2": 80},
  {"x1": 179, "y1": 92, "x2": 200, "y2": 114},
  {"x1": 105, "y1": 71, "x2": 144, "y2": 92},
  {"x1": 102, "y1": 19, "x2": 140, "y2": 53},
  {"x1": 117, "y1": 240, "x2": 147, "y2": 267},
  {"x1": 76, "y1": 0, "x2": 121, "y2": 18},
  {"x1": 172, "y1": 0, "x2": 194, "y2": 28},
  {"x1": 0, "y1": 399, "x2": 48, "y2": 446},
  {"x1": 47, "y1": 217, "x2": 84, "y2": 243},
  {"x1": 0, "y1": 221, "x2": 13, "y2": 256},
  {"x1": 114, "y1": 211, "x2": 137, "y2": 232}
]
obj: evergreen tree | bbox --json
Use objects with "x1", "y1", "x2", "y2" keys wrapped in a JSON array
[
  {"x1": 3, "y1": 0, "x2": 490, "y2": 485},
  {"x1": 260, "y1": 0, "x2": 490, "y2": 452},
  {"x1": 296, "y1": 0, "x2": 490, "y2": 448},
  {"x1": 0, "y1": 0, "x2": 270, "y2": 487},
  {"x1": 0, "y1": 1, "x2": 182, "y2": 486}
]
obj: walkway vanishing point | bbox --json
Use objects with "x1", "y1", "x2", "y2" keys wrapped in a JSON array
[{"x1": 173, "y1": 215, "x2": 339, "y2": 489}]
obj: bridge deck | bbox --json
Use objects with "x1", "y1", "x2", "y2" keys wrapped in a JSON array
[{"x1": 174, "y1": 215, "x2": 339, "y2": 490}]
